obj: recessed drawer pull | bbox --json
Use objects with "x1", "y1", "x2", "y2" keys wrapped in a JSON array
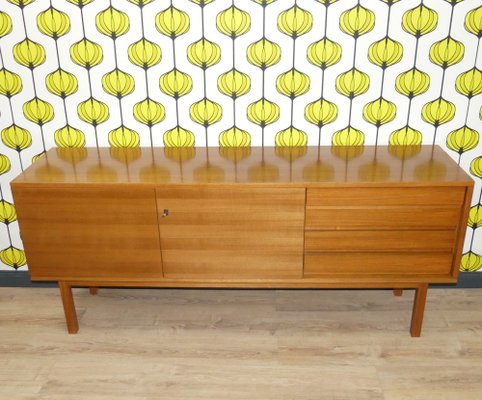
[{"x1": 161, "y1": 209, "x2": 169, "y2": 218}]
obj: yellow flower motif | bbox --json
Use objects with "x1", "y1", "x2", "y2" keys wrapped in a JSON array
[
  {"x1": 247, "y1": 98, "x2": 280, "y2": 127},
  {"x1": 70, "y1": 39, "x2": 103, "y2": 69},
  {"x1": 247, "y1": 38, "x2": 281, "y2": 70},
  {"x1": 332, "y1": 126, "x2": 364, "y2": 146},
  {"x1": 368, "y1": 37, "x2": 403, "y2": 69},
  {"x1": 190, "y1": 0, "x2": 215, "y2": 6},
  {"x1": 252, "y1": 0, "x2": 278, "y2": 5},
  {"x1": 187, "y1": 39, "x2": 221, "y2": 70},
  {"x1": 468, "y1": 205, "x2": 482, "y2": 229},
  {"x1": 108, "y1": 126, "x2": 140, "y2": 148},
  {"x1": 37, "y1": 7, "x2": 70, "y2": 39},
  {"x1": 0, "y1": 154, "x2": 11, "y2": 175},
  {"x1": 218, "y1": 69, "x2": 251, "y2": 99},
  {"x1": 96, "y1": 6, "x2": 130, "y2": 39},
  {"x1": 164, "y1": 126, "x2": 195, "y2": 147},
  {"x1": 275, "y1": 127, "x2": 307, "y2": 147},
  {"x1": 156, "y1": 6, "x2": 189, "y2": 38},
  {"x1": 307, "y1": 37, "x2": 342, "y2": 69},
  {"x1": 23, "y1": 98, "x2": 54, "y2": 125},
  {"x1": 0, "y1": 69, "x2": 22, "y2": 98},
  {"x1": 340, "y1": 5, "x2": 375, "y2": 37},
  {"x1": 190, "y1": 98, "x2": 222, "y2": 127},
  {"x1": 460, "y1": 252, "x2": 482, "y2": 272},
  {"x1": 7, "y1": 0, "x2": 35, "y2": 7},
  {"x1": 395, "y1": 68, "x2": 430, "y2": 98},
  {"x1": 128, "y1": 39, "x2": 161, "y2": 69},
  {"x1": 1, "y1": 125, "x2": 32, "y2": 151},
  {"x1": 102, "y1": 69, "x2": 135, "y2": 98},
  {"x1": 13, "y1": 39, "x2": 46, "y2": 69},
  {"x1": 46, "y1": 69, "x2": 78, "y2": 98},
  {"x1": 160, "y1": 69, "x2": 192, "y2": 99},
  {"x1": 465, "y1": 6, "x2": 482, "y2": 37},
  {"x1": 219, "y1": 126, "x2": 251, "y2": 147},
  {"x1": 429, "y1": 37, "x2": 464, "y2": 69},
  {"x1": 455, "y1": 68, "x2": 482, "y2": 98},
  {"x1": 447, "y1": 126, "x2": 479, "y2": 155},
  {"x1": 127, "y1": 0, "x2": 155, "y2": 6},
  {"x1": 278, "y1": 5, "x2": 312, "y2": 38},
  {"x1": 389, "y1": 126, "x2": 422, "y2": 146},
  {"x1": 471, "y1": 156, "x2": 482, "y2": 179},
  {"x1": 317, "y1": 0, "x2": 339, "y2": 5},
  {"x1": 54, "y1": 125, "x2": 85, "y2": 148},
  {"x1": 0, "y1": 200, "x2": 16, "y2": 224},
  {"x1": 305, "y1": 99, "x2": 337, "y2": 128},
  {"x1": 66, "y1": 0, "x2": 94, "y2": 7},
  {"x1": 276, "y1": 69, "x2": 310, "y2": 99},
  {"x1": 363, "y1": 98, "x2": 396, "y2": 127},
  {"x1": 217, "y1": 5, "x2": 250, "y2": 38},
  {"x1": 0, "y1": 12, "x2": 12, "y2": 38},
  {"x1": 402, "y1": 4, "x2": 438, "y2": 37},
  {"x1": 77, "y1": 97, "x2": 109, "y2": 126},
  {"x1": 134, "y1": 98, "x2": 165, "y2": 127},
  {"x1": 0, "y1": 246, "x2": 26, "y2": 270},
  {"x1": 422, "y1": 97, "x2": 456, "y2": 127},
  {"x1": 335, "y1": 68, "x2": 370, "y2": 99}
]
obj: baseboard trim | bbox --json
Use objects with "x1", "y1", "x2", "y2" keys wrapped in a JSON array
[{"x1": 1, "y1": 271, "x2": 482, "y2": 288}]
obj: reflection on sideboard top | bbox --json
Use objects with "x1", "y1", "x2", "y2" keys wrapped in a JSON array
[{"x1": 12, "y1": 146, "x2": 473, "y2": 186}]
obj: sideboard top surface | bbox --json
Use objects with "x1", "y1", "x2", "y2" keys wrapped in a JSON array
[{"x1": 12, "y1": 145, "x2": 473, "y2": 186}]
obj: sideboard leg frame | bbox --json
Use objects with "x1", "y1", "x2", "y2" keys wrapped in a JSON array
[
  {"x1": 59, "y1": 281, "x2": 79, "y2": 334},
  {"x1": 89, "y1": 287, "x2": 98, "y2": 295},
  {"x1": 410, "y1": 283, "x2": 428, "y2": 337},
  {"x1": 393, "y1": 289, "x2": 403, "y2": 296}
]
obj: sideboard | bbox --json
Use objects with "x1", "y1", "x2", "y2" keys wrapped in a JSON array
[{"x1": 11, "y1": 145, "x2": 473, "y2": 336}]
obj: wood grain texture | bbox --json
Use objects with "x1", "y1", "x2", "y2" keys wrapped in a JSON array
[
  {"x1": 9, "y1": 146, "x2": 474, "y2": 336},
  {"x1": 410, "y1": 284, "x2": 428, "y2": 337},
  {"x1": 304, "y1": 252, "x2": 453, "y2": 276},
  {"x1": 305, "y1": 206, "x2": 461, "y2": 230},
  {"x1": 304, "y1": 230, "x2": 456, "y2": 252},
  {"x1": 12, "y1": 187, "x2": 163, "y2": 280},
  {"x1": 58, "y1": 282, "x2": 78, "y2": 334},
  {"x1": 11, "y1": 146, "x2": 474, "y2": 186},
  {"x1": 2, "y1": 287, "x2": 482, "y2": 400},
  {"x1": 307, "y1": 187, "x2": 466, "y2": 206},
  {"x1": 156, "y1": 187, "x2": 305, "y2": 278}
]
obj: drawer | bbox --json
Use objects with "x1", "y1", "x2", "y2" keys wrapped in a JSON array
[
  {"x1": 305, "y1": 206, "x2": 461, "y2": 230},
  {"x1": 304, "y1": 252, "x2": 453, "y2": 276},
  {"x1": 306, "y1": 187, "x2": 465, "y2": 207},
  {"x1": 304, "y1": 230, "x2": 456, "y2": 252}
]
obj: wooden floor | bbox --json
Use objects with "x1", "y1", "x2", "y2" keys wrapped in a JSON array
[{"x1": 1, "y1": 287, "x2": 482, "y2": 399}]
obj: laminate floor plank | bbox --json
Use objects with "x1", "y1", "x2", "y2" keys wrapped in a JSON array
[{"x1": 1, "y1": 287, "x2": 482, "y2": 399}]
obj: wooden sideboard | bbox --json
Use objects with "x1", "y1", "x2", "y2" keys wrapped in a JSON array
[{"x1": 11, "y1": 146, "x2": 473, "y2": 336}]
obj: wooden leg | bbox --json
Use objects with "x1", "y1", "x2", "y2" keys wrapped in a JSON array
[
  {"x1": 59, "y1": 281, "x2": 79, "y2": 334},
  {"x1": 89, "y1": 287, "x2": 98, "y2": 295},
  {"x1": 410, "y1": 283, "x2": 428, "y2": 337},
  {"x1": 393, "y1": 289, "x2": 403, "y2": 296}
]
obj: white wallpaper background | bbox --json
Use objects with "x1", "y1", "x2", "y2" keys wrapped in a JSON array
[{"x1": 0, "y1": 0, "x2": 481, "y2": 272}]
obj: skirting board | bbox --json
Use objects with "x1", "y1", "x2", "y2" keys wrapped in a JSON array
[{"x1": 1, "y1": 271, "x2": 482, "y2": 289}]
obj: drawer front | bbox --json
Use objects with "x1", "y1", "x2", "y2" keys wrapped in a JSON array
[
  {"x1": 305, "y1": 207, "x2": 461, "y2": 230},
  {"x1": 304, "y1": 252, "x2": 453, "y2": 276},
  {"x1": 307, "y1": 187, "x2": 465, "y2": 207},
  {"x1": 304, "y1": 230, "x2": 456, "y2": 252}
]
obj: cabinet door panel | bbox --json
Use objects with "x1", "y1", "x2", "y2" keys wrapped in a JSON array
[
  {"x1": 156, "y1": 187, "x2": 305, "y2": 278},
  {"x1": 13, "y1": 187, "x2": 162, "y2": 280}
]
